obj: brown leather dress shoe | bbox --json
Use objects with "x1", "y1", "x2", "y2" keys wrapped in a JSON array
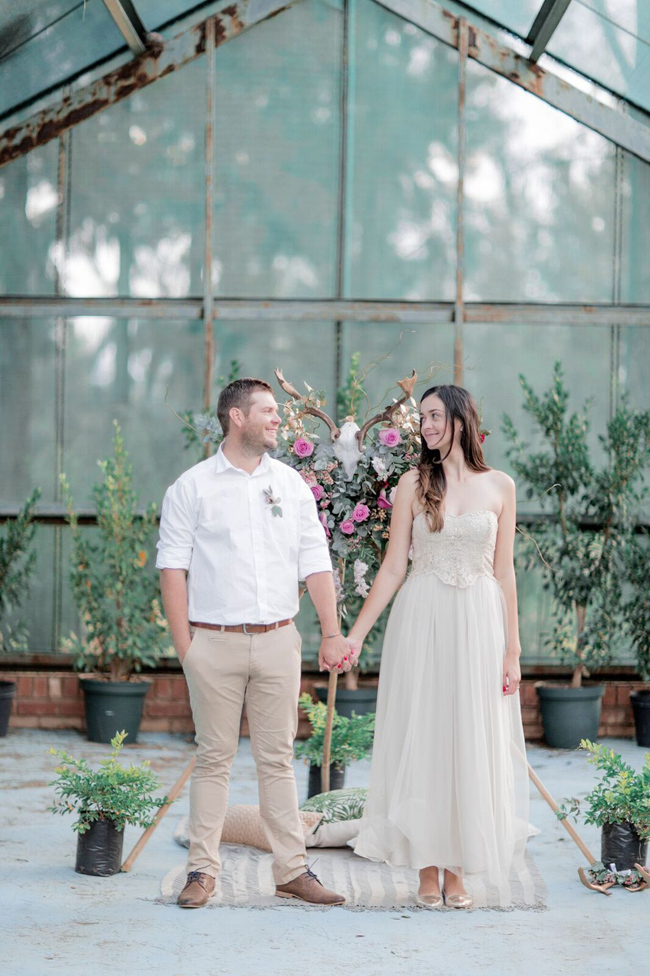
[
  {"x1": 177, "y1": 871, "x2": 216, "y2": 908},
  {"x1": 275, "y1": 867, "x2": 345, "y2": 906}
]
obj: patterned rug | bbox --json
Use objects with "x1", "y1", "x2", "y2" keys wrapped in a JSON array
[{"x1": 160, "y1": 844, "x2": 547, "y2": 911}]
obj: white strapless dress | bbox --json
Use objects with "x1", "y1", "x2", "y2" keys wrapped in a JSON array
[{"x1": 353, "y1": 511, "x2": 530, "y2": 903}]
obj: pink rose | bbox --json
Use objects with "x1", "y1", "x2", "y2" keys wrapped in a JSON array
[
  {"x1": 340, "y1": 519, "x2": 355, "y2": 535},
  {"x1": 301, "y1": 471, "x2": 317, "y2": 487},
  {"x1": 319, "y1": 512, "x2": 331, "y2": 538},
  {"x1": 311, "y1": 484, "x2": 324, "y2": 501},
  {"x1": 294, "y1": 437, "x2": 314, "y2": 458},
  {"x1": 377, "y1": 488, "x2": 393, "y2": 509},
  {"x1": 378, "y1": 428, "x2": 401, "y2": 447},
  {"x1": 352, "y1": 503, "x2": 370, "y2": 522}
]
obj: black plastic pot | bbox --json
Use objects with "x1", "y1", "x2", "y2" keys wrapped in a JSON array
[
  {"x1": 0, "y1": 680, "x2": 16, "y2": 737},
  {"x1": 630, "y1": 691, "x2": 650, "y2": 747},
  {"x1": 314, "y1": 687, "x2": 377, "y2": 719},
  {"x1": 536, "y1": 684, "x2": 604, "y2": 749},
  {"x1": 75, "y1": 818, "x2": 125, "y2": 876},
  {"x1": 601, "y1": 821, "x2": 648, "y2": 872},
  {"x1": 80, "y1": 678, "x2": 151, "y2": 744},
  {"x1": 307, "y1": 762, "x2": 346, "y2": 799}
]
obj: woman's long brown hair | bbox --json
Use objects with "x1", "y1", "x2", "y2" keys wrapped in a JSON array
[{"x1": 417, "y1": 385, "x2": 489, "y2": 532}]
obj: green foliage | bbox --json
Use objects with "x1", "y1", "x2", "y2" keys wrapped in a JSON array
[
  {"x1": 557, "y1": 739, "x2": 650, "y2": 840},
  {"x1": 624, "y1": 531, "x2": 650, "y2": 680},
  {"x1": 60, "y1": 422, "x2": 172, "y2": 681},
  {"x1": 48, "y1": 731, "x2": 169, "y2": 834},
  {"x1": 502, "y1": 362, "x2": 650, "y2": 683},
  {"x1": 0, "y1": 488, "x2": 41, "y2": 653},
  {"x1": 295, "y1": 692, "x2": 375, "y2": 767},
  {"x1": 336, "y1": 352, "x2": 366, "y2": 422}
]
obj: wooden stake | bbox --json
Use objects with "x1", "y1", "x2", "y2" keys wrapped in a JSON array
[
  {"x1": 527, "y1": 762, "x2": 596, "y2": 864},
  {"x1": 121, "y1": 754, "x2": 196, "y2": 873},
  {"x1": 321, "y1": 669, "x2": 338, "y2": 793}
]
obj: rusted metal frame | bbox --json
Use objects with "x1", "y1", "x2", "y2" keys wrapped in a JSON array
[
  {"x1": 373, "y1": 0, "x2": 650, "y2": 163},
  {"x1": 1, "y1": 297, "x2": 649, "y2": 324},
  {"x1": 52, "y1": 124, "x2": 71, "y2": 655},
  {"x1": 203, "y1": 17, "x2": 216, "y2": 433},
  {"x1": 334, "y1": 0, "x2": 354, "y2": 399},
  {"x1": 0, "y1": 0, "x2": 299, "y2": 169},
  {"x1": 454, "y1": 18, "x2": 468, "y2": 386},
  {"x1": 526, "y1": 0, "x2": 574, "y2": 63},
  {"x1": 102, "y1": 0, "x2": 149, "y2": 55},
  {"x1": 609, "y1": 146, "x2": 625, "y2": 417}
]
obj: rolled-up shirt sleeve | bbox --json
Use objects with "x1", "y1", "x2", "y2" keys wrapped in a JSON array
[
  {"x1": 156, "y1": 478, "x2": 196, "y2": 570},
  {"x1": 297, "y1": 478, "x2": 333, "y2": 581}
]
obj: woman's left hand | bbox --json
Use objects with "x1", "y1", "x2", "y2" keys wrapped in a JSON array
[{"x1": 502, "y1": 652, "x2": 521, "y2": 696}]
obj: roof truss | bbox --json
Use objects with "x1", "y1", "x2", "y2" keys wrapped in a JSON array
[{"x1": 0, "y1": 0, "x2": 648, "y2": 169}]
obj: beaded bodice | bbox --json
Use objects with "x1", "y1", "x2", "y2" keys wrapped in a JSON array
[{"x1": 409, "y1": 510, "x2": 498, "y2": 588}]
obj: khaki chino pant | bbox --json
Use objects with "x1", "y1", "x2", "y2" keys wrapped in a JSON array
[{"x1": 181, "y1": 623, "x2": 307, "y2": 885}]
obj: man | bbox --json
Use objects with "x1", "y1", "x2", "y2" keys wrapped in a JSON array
[{"x1": 157, "y1": 377, "x2": 352, "y2": 908}]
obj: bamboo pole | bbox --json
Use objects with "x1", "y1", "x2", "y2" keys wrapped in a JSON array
[
  {"x1": 121, "y1": 755, "x2": 196, "y2": 873},
  {"x1": 527, "y1": 761, "x2": 596, "y2": 864}
]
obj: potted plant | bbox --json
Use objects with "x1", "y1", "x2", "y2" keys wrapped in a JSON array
[
  {"x1": 0, "y1": 487, "x2": 41, "y2": 736},
  {"x1": 61, "y1": 422, "x2": 173, "y2": 743},
  {"x1": 502, "y1": 363, "x2": 650, "y2": 748},
  {"x1": 558, "y1": 739, "x2": 650, "y2": 889},
  {"x1": 295, "y1": 692, "x2": 375, "y2": 799},
  {"x1": 49, "y1": 730, "x2": 169, "y2": 876},
  {"x1": 625, "y1": 532, "x2": 650, "y2": 746}
]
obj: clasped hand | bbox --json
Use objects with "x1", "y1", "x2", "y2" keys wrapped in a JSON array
[{"x1": 318, "y1": 635, "x2": 362, "y2": 673}]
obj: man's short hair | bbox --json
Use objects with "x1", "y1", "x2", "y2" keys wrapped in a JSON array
[{"x1": 217, "y1": 378, "x2": 274, "y2": 435}]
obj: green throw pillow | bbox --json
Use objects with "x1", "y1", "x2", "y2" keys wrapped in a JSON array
[{"x1": 301, "y1": 787, "x2": 367, "y2": 824}]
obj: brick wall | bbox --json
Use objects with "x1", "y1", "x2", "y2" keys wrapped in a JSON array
[{"x1": 2, "y1": 671, "x2": 648, "y2": 740}]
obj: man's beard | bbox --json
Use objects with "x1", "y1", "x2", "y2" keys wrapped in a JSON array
[{"x1": 241, "y1": 427, "x2": 275, "y2": 456}]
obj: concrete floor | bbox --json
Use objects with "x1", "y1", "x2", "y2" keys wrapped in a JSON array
[{"x1": 1, "y1": 729, "x2": 649, "y2": 976}]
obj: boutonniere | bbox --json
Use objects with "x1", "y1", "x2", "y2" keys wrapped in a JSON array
[{"x1": 263, "y1": 485, "x2": 283, "y2": 518}]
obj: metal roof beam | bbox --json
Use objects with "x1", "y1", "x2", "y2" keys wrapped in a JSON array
[
  {"x1": 102, "y1": 0, "x2": 149, "y2": 56},
  {"x1": 0, "y1": 296, "x2": 647, "y2": 326},
  {"x1": 526, "y1": 0, "x2": 573, "y2": 63}
]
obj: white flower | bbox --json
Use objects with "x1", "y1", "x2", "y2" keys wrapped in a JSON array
[
  {"x1": 353, "y1": 559, "x2": 370, "y2": 597},
  {"x1": 371, "y1": 456, "x2": 387, "y2": 477}
]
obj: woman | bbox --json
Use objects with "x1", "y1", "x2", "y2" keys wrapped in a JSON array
[{"x1": 348, "y1": 385, "x2": 530, "y2": 909}]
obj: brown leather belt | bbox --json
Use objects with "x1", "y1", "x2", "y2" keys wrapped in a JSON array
[{"x1": 190, "y1": 618, "x2": 293, "y2": 635}]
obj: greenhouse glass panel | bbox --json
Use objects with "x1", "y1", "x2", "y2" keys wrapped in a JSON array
[
  {"x1": 345, "y1": 0, "x2": 458, "y2": 300},
  {"x1": 340, "y1": 321, "x2": 456, "y2": 416},
  {"x1": 549, "y1": 1, "x2": 650, "y2": 113},
  {"x1": 462, "y1": 322, "x2": 612, "y2": 509},
  {"x1": 0, "y1": 143, "x2": 58, "y2": 295},
  {"x1": 63, "y1": 319, "x2": 204, "y2": 505},
  {"x1": 621, "y1": 150, "x2": 650, "y2": 303},
  {"x1": 440, "y1": 0, "x2": 540, "y2": 37},
  {"x1": 212, "y1": 320, "x2": 337, "y2": 412},
  {"x1": 0, "y1": 320, "x2": 57, "y2": 505},
  {"x1": 464, "y1": 60, "x2": 617, "y2": 302},
  {"x1": 213, "y1": 0, "x2": 342, "y2": 298},
  {"x1": 619, "y1": 326, "x2": 650, "y2": 411},
  {"x1": 0, "y1": 0, "x2": 125, "y2": 120},
  {"x1": 66, "y1": 58, "x2": 205, "y2": 298},
  {"x1": 4, "y1": 523, "x2": 57, "y2": 655}
]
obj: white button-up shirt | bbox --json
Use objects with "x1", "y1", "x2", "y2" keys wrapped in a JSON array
[{"x1": 155, "y1": 445, "x2": 332, "y2": 625}]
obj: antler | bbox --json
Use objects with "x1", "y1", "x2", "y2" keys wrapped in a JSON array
[
  {"x1": 274, "y1": 368, "x2": 340, "y2": 441},
  {"x1": 355, "y1": 370, "x2": 418, "y2": 449}
]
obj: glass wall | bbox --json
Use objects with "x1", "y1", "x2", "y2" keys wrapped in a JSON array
[{"x1": 1, "y1": 0, "x2": 649, "y2": 662}]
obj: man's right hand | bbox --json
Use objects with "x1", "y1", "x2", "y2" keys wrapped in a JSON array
[{"x1": 176, "y1": 632, "x2": 193, "y2": 664}]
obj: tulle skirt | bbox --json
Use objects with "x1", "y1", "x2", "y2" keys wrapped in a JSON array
[{"x1": 353, "y1": 572, "x2": 530, "y2": 901}]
